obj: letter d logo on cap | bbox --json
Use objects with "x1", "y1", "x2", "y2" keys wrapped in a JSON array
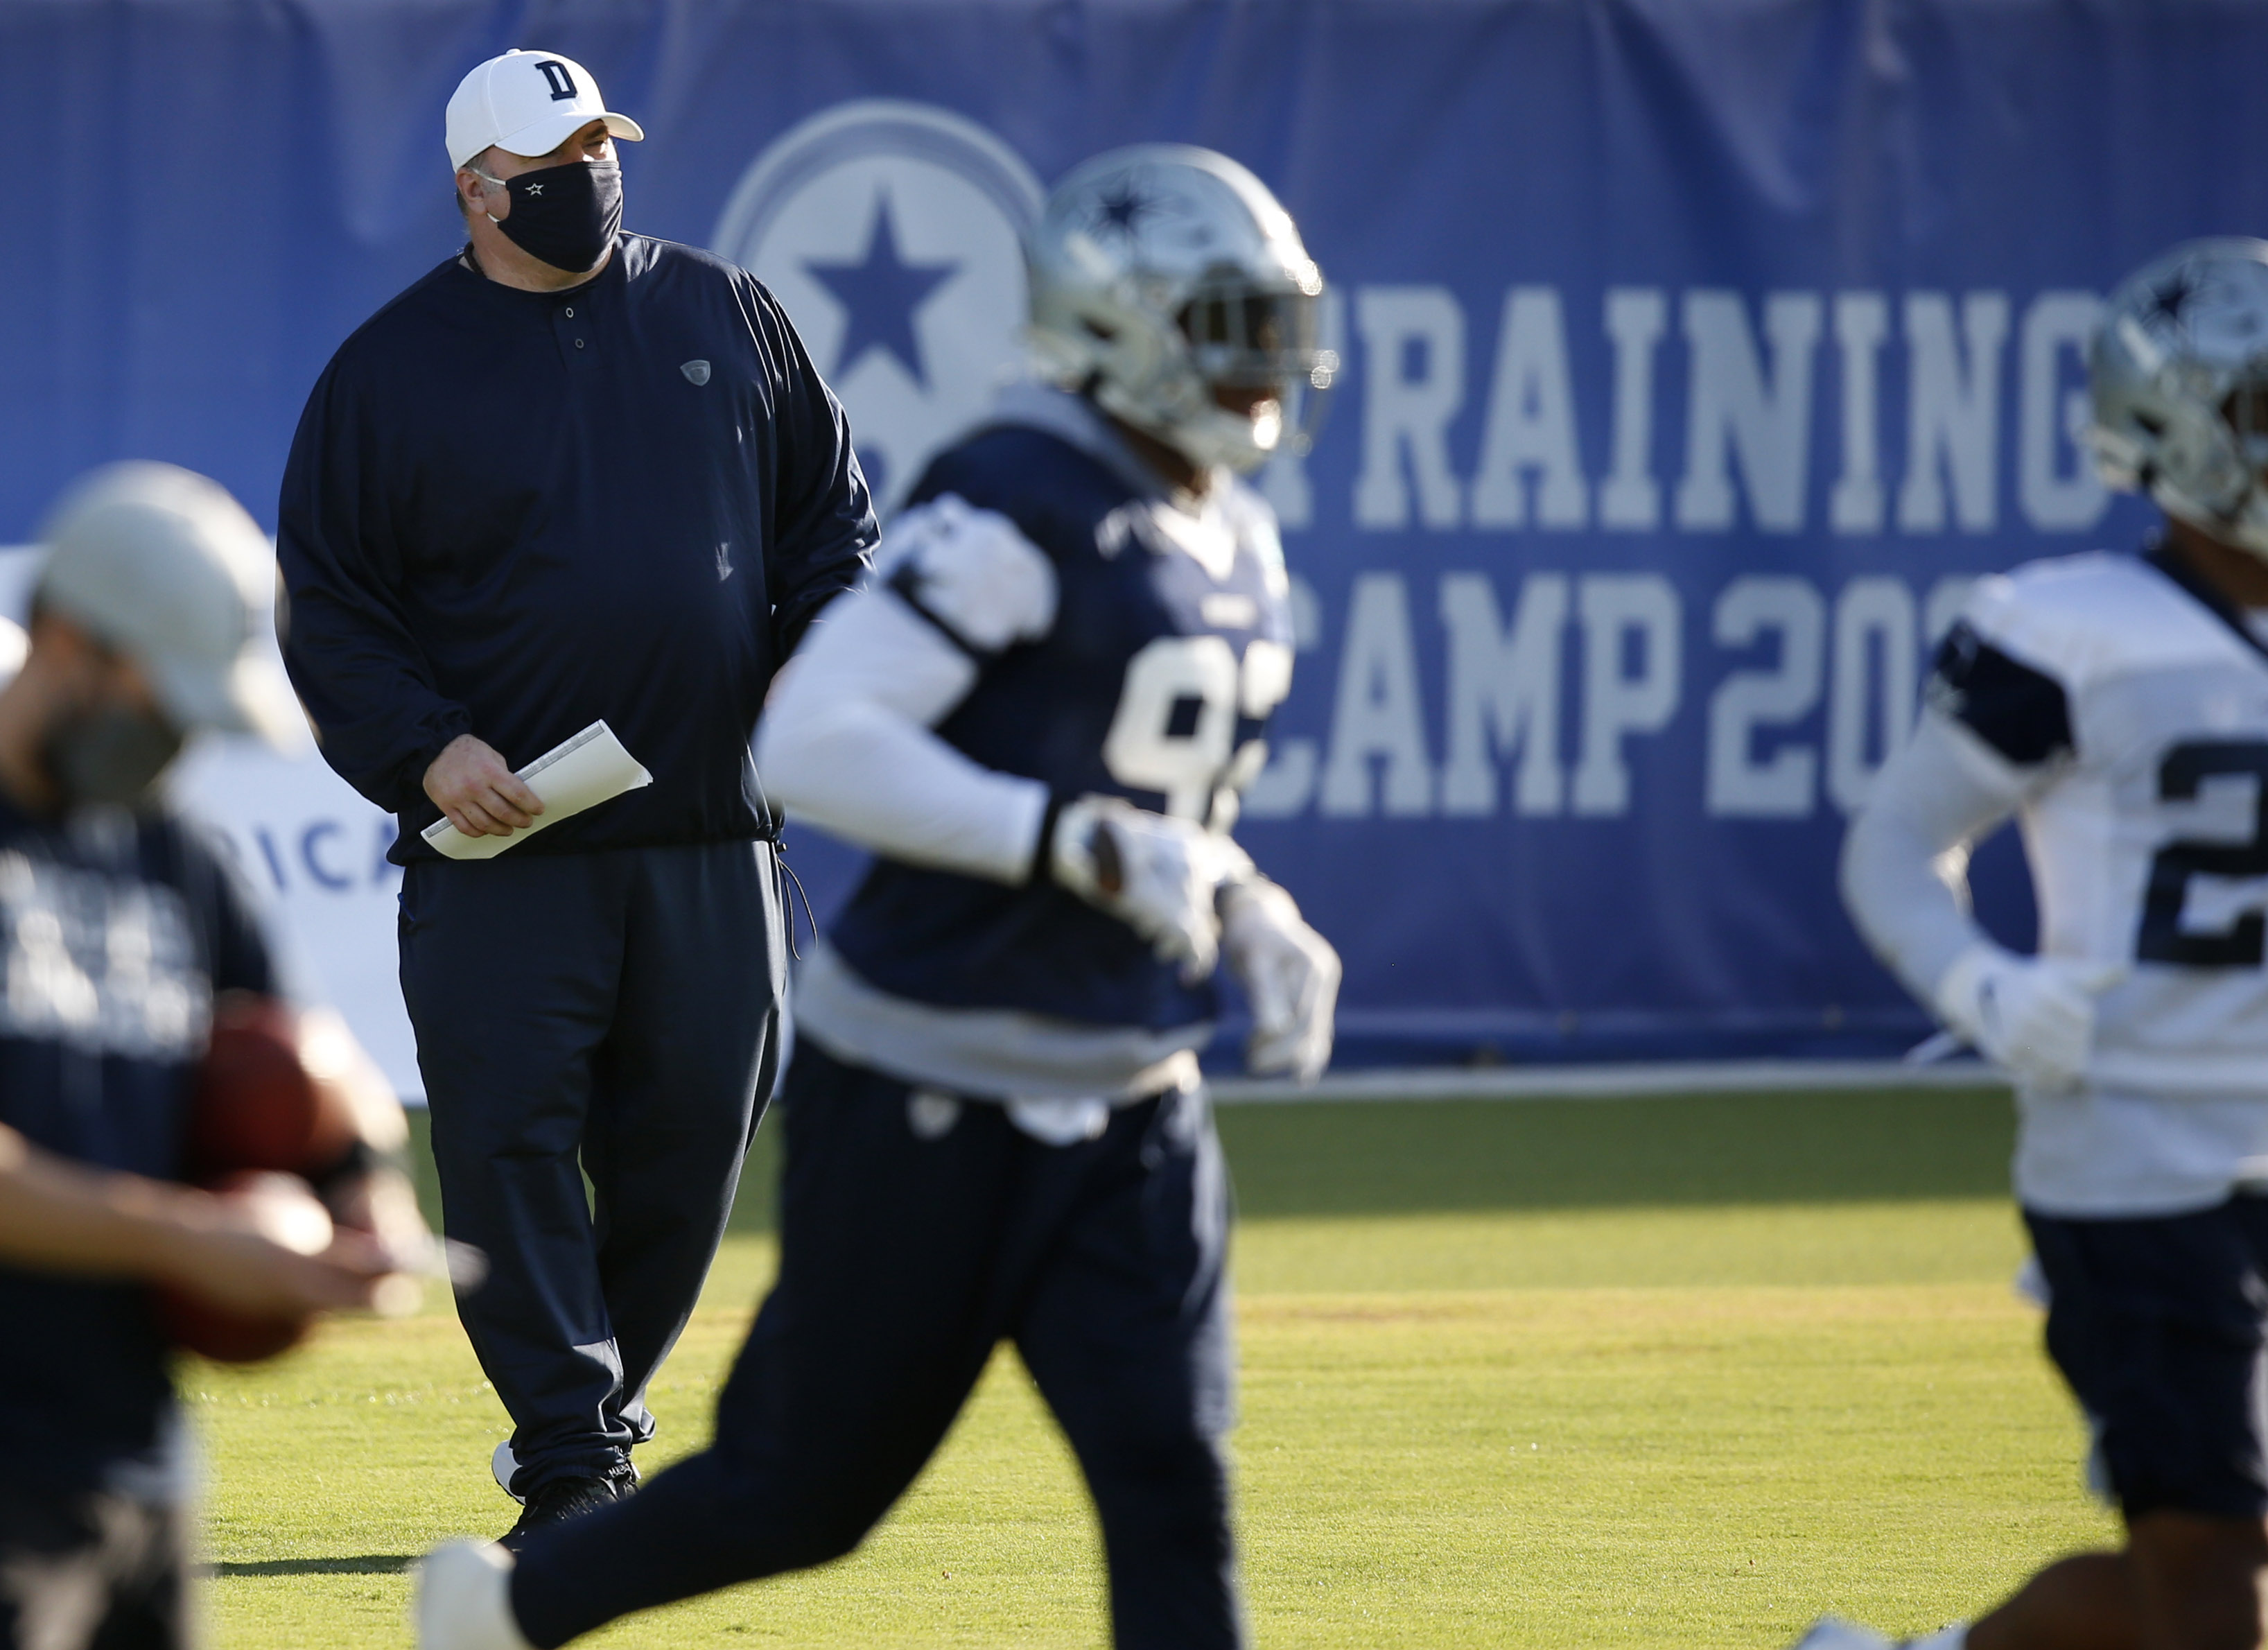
[{"x1": 445, "y1": 49, "x2": 645, "y2": 170}]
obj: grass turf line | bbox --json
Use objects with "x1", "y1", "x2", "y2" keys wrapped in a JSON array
[{"x1": 190, "y1": 1088, "x2": 2114, "y2": 1647}]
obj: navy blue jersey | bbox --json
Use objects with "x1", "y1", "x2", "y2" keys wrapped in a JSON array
[
  {"x1": 829, "y1": 417, "x2": 1293, "y2": 1032},
  {"x1": 0, "y1": 797, "x2": 274, "y2": 1488}
]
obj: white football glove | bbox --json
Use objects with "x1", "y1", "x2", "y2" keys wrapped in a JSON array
[
  {"x1": 1049, "y1": 794, "x2": 1251, "y2": 980},
  {"x1": 1222, "y1": 880, "x2": 1341, "y2": 1084},
  {"x1": 1933, "y1": 944, "x2": 2124, "y2": 1093}
]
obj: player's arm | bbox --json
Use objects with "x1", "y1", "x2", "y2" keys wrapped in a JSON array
[
  {"x1": 756, "y1": 495, "x2": 1238, "y2": 974},
  {"x1": 0, "y1": 1121, "x2": 387, "y2": 1317},
  {"x1": 1840, "y1": 616, "x2": 2107, "y2": 1088},
  {"x1": 756, "y1": 494, "x2": 1057, "y2": 880}
]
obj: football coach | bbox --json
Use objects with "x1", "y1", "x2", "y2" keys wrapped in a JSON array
[{"x1": 277, "y1": 49, "x2": 876, "y2": 1547}]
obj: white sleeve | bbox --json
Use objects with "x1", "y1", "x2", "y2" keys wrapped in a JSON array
[
  {"x1": 754, "y1": 497, "x2": 1060, "y2": 885},
  {"x1": 1838, "y1": 710, "x2": 2041, "y2": 1007}
]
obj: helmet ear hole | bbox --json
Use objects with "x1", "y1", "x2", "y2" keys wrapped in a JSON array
[
  {"x1": 2137, "y1": 412, "x2": 2167, "y2": 437},
  {"x1": 1082, "y1": 318, "x2": 1117, "y2": 342}
]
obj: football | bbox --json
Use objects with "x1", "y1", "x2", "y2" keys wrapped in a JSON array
[
  {"x1": 182, "y1": 996, "x2": 363, "y2": 1181},
  {"x1": 155, "y1": 1170, "x2": 335, "y2": 1364}
]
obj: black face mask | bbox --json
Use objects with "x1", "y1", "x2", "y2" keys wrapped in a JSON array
[
  {"x1": 42, "y1": 704, "x2": 184, "y2": 812},
  {"x1": 489, "y1": 159, "x2": 621, "y2": 274}
]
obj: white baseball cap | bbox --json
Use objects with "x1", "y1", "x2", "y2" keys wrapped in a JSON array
[
  {"x1": 35, "y1": 463, "x2": 306, "y2": 752},
  {"x1": 446, "y1": 49, "x2": 645, "y2": 171}
]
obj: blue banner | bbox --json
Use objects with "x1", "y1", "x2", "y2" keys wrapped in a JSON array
[{"x1": 8, "y1": 1, "x2": 2265, "y2": 1066}]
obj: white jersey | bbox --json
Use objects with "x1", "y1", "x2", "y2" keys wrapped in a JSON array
[
  {"x1": 1910, "y1": 548, "x2": 2268, "y2": 1211},
  {"x1": 1962, "y1": 553, "x2": 2268, "y2": 1084}
]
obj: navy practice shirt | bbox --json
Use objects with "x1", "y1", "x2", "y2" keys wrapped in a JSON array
[
  {"x1": 0, "y1": 796, "x2": 274, "y2": 1489},
  {"x1": 279, "y1": 234, "x2": 877, "y2": 861},
  {"x1": 830, "y1": 418, "x2": 1295, "y2": 1032}
]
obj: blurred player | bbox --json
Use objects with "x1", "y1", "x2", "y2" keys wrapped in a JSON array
[
  {"x1": 1815, "y1": 240, "x2": 2268, "y2": 1650},
  {"x1": 0, "y1": 463, "x2": 424, "y2": 1650},
  {"x1": 413, "y1": 145, "x2": 1341, "y2": 1650}
]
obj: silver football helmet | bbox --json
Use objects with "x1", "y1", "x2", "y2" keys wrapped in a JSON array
[
  {"x1": 2091, "y1": 238, "x2": 2268, "y2": 557},
  {"x1": 1025, "y1": 144, "x2": 1335, "y2": 474}
]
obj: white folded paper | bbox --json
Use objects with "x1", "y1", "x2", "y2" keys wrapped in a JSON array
[{"x1": 421, "y1": 720, "x2": 652, "y2": 862}]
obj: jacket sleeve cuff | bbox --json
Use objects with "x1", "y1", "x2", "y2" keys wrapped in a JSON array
[{"x1": 389, "y1": 713, "x2": 476, "y2": 815}]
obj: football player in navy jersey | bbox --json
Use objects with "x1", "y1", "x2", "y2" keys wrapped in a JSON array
[
  {"x1": 1806, "y1": 242, "x2": 2268, "y2": 1650},
  {"x1": 415, "y1": 145, "x2": 1340, "y2": 1650}
]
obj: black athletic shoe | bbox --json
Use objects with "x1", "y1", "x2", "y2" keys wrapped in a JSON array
[{"x1": 498, "y1": 1464, "x2": 636, "y2": 1552}]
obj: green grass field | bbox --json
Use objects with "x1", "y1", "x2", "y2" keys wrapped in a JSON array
[{"x1": 186, "y1": 1088, "x2": 2115, "y2": 1648}]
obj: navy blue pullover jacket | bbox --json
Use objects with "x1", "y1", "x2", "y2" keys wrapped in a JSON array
[{"x1": 278, "y1": 234, "x2": 876, "y2": 862}]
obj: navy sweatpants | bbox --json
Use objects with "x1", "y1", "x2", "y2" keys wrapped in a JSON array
[
  {"x1": 509, "y1": 1043, "x2": 1244, "y2": 1649},
  {"x1": 399, "y1": 840, "x2": 785, "y2": 1495}
]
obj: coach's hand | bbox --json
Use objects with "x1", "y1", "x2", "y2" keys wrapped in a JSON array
[
  {"x1": 1049, "y1": 795, "x2": 1252, "y2": 982},
  {"x1": 424, "y1": 734, "x2": 543, "y2": 837},
  {"x1": 1933, "y1": 944, "x2": 2125, "y2": 1093},
  {"x1": 1223, "y1": 880, "x2": 1340, "y2": 1084}
]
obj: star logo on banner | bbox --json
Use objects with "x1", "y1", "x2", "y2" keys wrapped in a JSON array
[
  {"x1": 1090, "y1": 180, "x2": 1157, "y2": 239},
  {"x1": 805, "y1": 194, "x2": 959, "y2": 388}
]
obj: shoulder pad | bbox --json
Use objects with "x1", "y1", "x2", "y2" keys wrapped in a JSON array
[
  {"x1": 909, "y1": 426, "x2": 1138, "y2": 563},
  {"x1": 880, "y1": 494, "x2": 1057, "y2": 657},
  {"x1": 1960, "y1": 551, "x2": 2255, "y2": 694},
  {"x1": 1927, "y1": 618, "x2": 2072, "y2": 767}
]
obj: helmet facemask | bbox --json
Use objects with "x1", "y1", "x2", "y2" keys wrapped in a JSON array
[
  {"x1": 1084, "y1": 270, "x2": 1336, "y2": 475},
  {"x1": 2211, "y1": 379, "x2": 2268, "y2": 557},
  {"x1": 2110, "y1": 372, "x2": 2268, "y2": 562},
  {"x1": 1171, "y1": 273, "x2": 1336, "y2": 471}
]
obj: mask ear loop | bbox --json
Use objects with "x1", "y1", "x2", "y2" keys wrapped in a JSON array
[{"x1": 469, "y1": 167, "x2": 507, "y2": 226}]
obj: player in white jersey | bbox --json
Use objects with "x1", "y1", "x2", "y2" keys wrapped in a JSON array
[{"x1": 1800, "y1": 241, "x2": 2268, "y2": 1650}]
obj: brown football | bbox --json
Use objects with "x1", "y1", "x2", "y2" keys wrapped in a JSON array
[
  {"x1": 184, "y1": 996, "x2": 360, "y2": 1181},
  {"x1": 155, "y1": 1170, "x2": 333, "y2": 1364}
]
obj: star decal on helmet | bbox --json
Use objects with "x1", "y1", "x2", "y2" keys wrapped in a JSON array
[
  {"x1": 2147, "y1": 270, "x2": 2197, "y2": 324},
  {"x1": 1090, "y1": 180, "x2": 1158, "y2": 238}
]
